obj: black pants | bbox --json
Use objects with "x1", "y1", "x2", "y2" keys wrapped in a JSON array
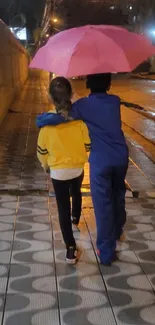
[{"x1": 52, "y1": 172, "x2": 84, "y2": 248}]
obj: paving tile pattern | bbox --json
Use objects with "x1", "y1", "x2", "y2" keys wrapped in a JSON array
[
  {"x1": 0, "y1": 195, "x2": 155, "y2": 325},
  {"x1": 0, "y1": 71, "x2": 49, "y2": 192}
]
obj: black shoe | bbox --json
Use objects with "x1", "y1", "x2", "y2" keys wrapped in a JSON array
[
  {"x1": 71, "y1": 217, "x2": 78, "y2": 225},
  {"x1": 66, "y1": 246, "x2": 78, "y2": 265}
]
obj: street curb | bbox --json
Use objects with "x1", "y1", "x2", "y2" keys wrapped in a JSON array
[{"x1": 131, "y1": 74, "x2": 155, "y2": 81}]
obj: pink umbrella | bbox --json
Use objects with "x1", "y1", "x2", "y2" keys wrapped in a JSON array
[{"x1": 30, "y1": 25, "x2": 155, "y2": 77}]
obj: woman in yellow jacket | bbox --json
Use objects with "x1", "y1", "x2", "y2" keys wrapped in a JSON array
[{"x1": 37, "y1": 77, "x2": 90, "y2": 264}]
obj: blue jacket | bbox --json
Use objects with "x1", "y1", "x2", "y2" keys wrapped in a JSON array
[{"x1": 36, "y1": 94, "x2": 129, "y2": 166}]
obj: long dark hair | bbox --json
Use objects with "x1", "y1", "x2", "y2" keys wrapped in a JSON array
[{"x1": 49, "y1": 77, "x2": 72, "y2": 116}]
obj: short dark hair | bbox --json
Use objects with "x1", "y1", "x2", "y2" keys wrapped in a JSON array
[
  {"x1": 86, "y1": 73, "x2": 111, "y2": 93},
  {"x1": 49, "y1": 77, "x2": 72, "y2": 113}
]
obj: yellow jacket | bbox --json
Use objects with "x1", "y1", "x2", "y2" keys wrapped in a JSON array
[{"x1": 37, "y1": 120, "x2": 91, "y2": 170}]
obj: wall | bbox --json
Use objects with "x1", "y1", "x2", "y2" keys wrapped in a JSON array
[{"x1": 0, "y1": 20, "x2": 29, "y2": 124}]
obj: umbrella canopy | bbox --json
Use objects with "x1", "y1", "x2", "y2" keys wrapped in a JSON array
[{"x1": 30, "y1": 25, "x2": 155, "y2": 77}]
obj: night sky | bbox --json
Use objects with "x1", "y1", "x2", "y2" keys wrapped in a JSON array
[
  {"x1": 0, "y1": 0, "x2": 130, "y2": 30},
  {"x1": 0, "y1": 0, "x2": 154, "y2": 32},
  {"x1": 0, "y1": 0, "x2": 45, "y2": 28}
]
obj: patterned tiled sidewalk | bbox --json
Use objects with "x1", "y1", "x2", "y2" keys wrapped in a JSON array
[
  {"x1": 0, "y1": 71, "x2": 155, "y2": 325},
  {"x1": 1, "y1": 195, "x2": 155, "y2": 325}
]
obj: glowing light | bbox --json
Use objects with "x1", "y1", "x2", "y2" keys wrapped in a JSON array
[
  {"x1": 10, "y1": 27, "x2": 27, "y2": 40},
  {"x1": 52, "y1": 18, "x2": 58, "y2": 23}
]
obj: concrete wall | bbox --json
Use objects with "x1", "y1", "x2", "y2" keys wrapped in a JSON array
[{"x1": 0, "y1": 20, "x2": 29, "y2": 124}]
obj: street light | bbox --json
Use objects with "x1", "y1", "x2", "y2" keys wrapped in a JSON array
[{"x1": 52, "y1": 17, "x2": 58, "y2": 23}]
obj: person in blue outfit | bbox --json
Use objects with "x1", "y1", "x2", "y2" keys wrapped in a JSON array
[{"x1": 37, "y1": 73, "x2": 129, "y2": 266}]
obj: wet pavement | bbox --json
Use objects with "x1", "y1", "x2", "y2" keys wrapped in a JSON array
[
  {"x1": 73, "y1": 78, "x2": 155, "y2": 142},
  {"x1": 72, "y1": 76, "x2": 155, "y2": 115},
  {"x1": 74, "y1": 78, "x2": 155, "y2": 192},
  {"x1": 121, "y1": 105, "x2": 155, "y2": 143},
  {"x1": 0, "y1": 71, "x2": 155, "y2": 325},
  {"x1": 112, "y1": 77, "x2": 155, "y2": 115},
  {"x1": 0, "y1": 71, "x2": 49, "y2": 193}
]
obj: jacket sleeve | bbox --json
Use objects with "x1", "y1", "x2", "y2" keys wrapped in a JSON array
[
  {"x1": 36, "y1": 100, "x2": 83, "y2": 128},
  {"x1": 36, "y1": 112, "x2": 65, "y2": 128},
  {"x1": 81, "y1": 122, "x2": 91, "y2": 152},
  {"x1": 37, "y1": 129, "x2": 49, "y2": 170}
]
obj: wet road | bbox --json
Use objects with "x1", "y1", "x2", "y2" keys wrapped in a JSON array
[
  {"x1": 73, "y1": 76, "x2": 155, "y2": 114},
  {"x1": 0, "y1": 72, "x2": 154, "y2": 195},
  {"x1": 112, "y1": 76, "x2": 155, "y2": 114},
  {"x1": 73, "y1": 77, "x2": 155, "y2": 143},
  {"x1": 73, "y1": 78, "x2": 155, "y2": 190}
]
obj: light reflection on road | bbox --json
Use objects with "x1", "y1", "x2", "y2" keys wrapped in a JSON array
[{"x1": 73, "y1": 78, "x2": 155, "y2": 163}]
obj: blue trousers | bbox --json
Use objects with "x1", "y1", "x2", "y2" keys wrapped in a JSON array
[{"x1": 90, "y1": 163, "x2": 128, "y2": 264}]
